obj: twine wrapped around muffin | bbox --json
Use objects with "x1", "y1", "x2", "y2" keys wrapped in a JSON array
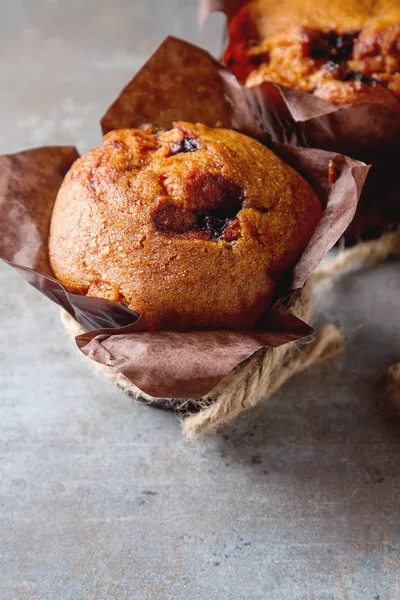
[
  {"x1": 0, "y1": 37, "x2": 369, "y2": 436},
  {"x1": 200, "y1": 0, "x2": 400, "y2": 245}
]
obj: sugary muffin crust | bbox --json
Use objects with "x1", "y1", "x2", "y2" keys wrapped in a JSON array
[
  {"x1": 224, "y1": 0, "x2": 400, "y2": 108},
  {"x1": 49, "y1": 123, "x2": 322, "y2": 330}
]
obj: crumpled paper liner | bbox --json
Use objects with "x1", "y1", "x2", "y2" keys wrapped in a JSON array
[
  {"x1": 0, "y1": 36, "x2": 368, "y2": 417},
  {"x1": 200, "y1": 0, "x2": 400, "y2": 242},
  {"x1": 0, "y1": 147, "x2": 143, "y2": 332},
  {"x1": 61, "y1": 282, "x2": 344, "y2": 438}
]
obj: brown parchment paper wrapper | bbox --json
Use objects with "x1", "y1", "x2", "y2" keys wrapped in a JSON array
[
  {"x1": 0, "y1": 36, "x2": 368, "y2": 403},
  {"x1": 200, "y1": 0, "x2": 400, "y2": 243},
  {"x1": 0, "y1": 147, "x2": 144, "y2": 332}
]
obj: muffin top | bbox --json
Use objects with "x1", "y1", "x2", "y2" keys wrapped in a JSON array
[
  {"x1": 49, "y1": 122, "x2": 322, "y2": 330},
  {"x1": 224, "y1": 0, "x2": 400, "y2": 108}
]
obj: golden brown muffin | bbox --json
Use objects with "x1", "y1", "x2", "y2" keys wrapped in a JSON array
[
  {"x1": 49, "y1": 123, "x2": 322, "y2": 331},
  {"x1": 224, "y1": 0, "x2": 400, "y2": 108}
]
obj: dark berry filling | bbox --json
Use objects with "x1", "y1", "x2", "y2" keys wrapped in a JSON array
[
  {"x1": 169, "y1": 137, "x2": 199, "y2": 155},
  {"x1": 152, "y1": 174, "x2": 245, "y2": 241},
  {"x1": 324, "y1": 62, "x2": 384, "y2": 87},
  {"x1": 308, "y1": 30, "x2": 358, "y2": 63},
  {"x1": 342, "y1": 70, "x2": 382, "y2": 86},
  {"x1": 190, "y1": 174, "x2": 245, "y2": 239},
  {"x1": 308, "y1": 31, "x2": 388, "y2": 88},
  {"x1": 248, "y1": 51, "x2": 270, "y2": 67},
  {"x1": 195, "y1": 204, "x2": 241, "y2": 241},
  {"x1": 195, "y1": 214, "x2": 231, "y2": 240}
]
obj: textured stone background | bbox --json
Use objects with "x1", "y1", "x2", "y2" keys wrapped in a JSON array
[{"x1": 1, "y1": 2, "x2": 400, "y2": 599}]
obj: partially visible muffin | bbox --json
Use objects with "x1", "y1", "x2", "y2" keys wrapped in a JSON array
[
  {"x1": 49, "y1": 122, "x2": 322, "y2": 330},
  {"x1": 224, "y1": 0, "x2": 400, "y2": 108}
]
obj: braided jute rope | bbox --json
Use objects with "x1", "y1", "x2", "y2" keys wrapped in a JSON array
[
  {"x1": 60, "y1": 229, "x2": 399, "y2": 438},
  {"x1": 314, "y1": 229, "x2": 400, "y2": 418},
  {"x1": 312, "y1": 229, "x2": 400, "y2": 284}
]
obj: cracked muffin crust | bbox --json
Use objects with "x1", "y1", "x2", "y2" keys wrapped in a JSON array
[
  {"x1": 224, "y1": 0, "x2": 400, "y2": 108},
  {"x1": 49, "y1": 123, "x2": 322, "y2": 330}
]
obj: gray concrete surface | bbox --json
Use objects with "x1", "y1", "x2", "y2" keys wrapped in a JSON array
[{"x1": 1, "y1": 1, "x2": 400, "y2": 599}]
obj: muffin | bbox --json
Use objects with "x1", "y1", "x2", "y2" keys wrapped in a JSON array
[
  {"x1": 224, "y1": 0, "x2": 400, "y2": 108},
  {"x1": 49, "y1": 122, "x2": 322, "y2": 331}
]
